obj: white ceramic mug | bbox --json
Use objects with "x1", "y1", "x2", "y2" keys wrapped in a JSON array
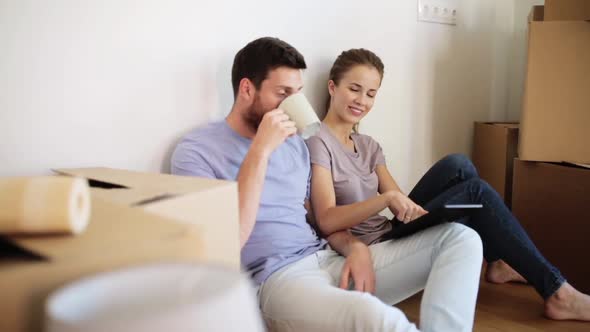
[{"x1": 278, "y1": 93, "x2": 321, "y2": 139}]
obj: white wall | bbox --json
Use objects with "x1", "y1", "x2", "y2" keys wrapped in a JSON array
[
  {"x1": 0, "y1": 0, "x2": 536, "y2": 192},
  {"x1": 506, "y1": 0, "x2": 545, "y2": 121}
]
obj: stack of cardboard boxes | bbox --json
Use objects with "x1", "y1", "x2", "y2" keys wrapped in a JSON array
[{"x1": 473, "y1": 0, "x2": 590, "y2": 293}]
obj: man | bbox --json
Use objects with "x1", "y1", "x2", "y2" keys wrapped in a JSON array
[{"x1": 172, "y1": 37, "x2": 483, "y2": 332}]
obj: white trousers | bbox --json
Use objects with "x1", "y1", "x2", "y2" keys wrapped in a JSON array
[{"x1": 258, "y1": 223, "x2": 483, "y2": 332}]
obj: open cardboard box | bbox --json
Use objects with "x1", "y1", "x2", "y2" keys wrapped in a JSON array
[
  {"x1": 54, "y1": 167, "x2": 240, "y2": 269},
  {"x1": 0, "y1": 168, "x2": 240, "y2": 332},
  {"x1": 519, "y1": 4, "x2": 590, "y2": 164}
]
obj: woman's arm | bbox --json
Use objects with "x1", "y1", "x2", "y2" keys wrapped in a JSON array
[
  {"x1": 375, "y1": 164, "x2": 427, "y2": 222},
  {"x1": 310, "y1": 164, "x2": 396, "y2": 235},
  {"x1": 375, "y1": 164, "x2": 403, "y2": 195}
]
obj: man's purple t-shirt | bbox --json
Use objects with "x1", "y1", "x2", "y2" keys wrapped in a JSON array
[{"x1": 171, "y1": 121, "x2": 326, "y2": 285}]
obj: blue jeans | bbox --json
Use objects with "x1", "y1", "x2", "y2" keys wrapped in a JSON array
[{"x1": 406, "y1": 153, "x2": 565, "y2": 299}]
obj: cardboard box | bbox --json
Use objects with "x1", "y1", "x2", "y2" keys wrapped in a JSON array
[
  {"x1": 472, "y1": 122, "x2": 519, "y2": 207},
  {"x1": 0, "y1": 168, "x2": 240, "y2": 332},
  {"x1": 512, "y1": 159, "x2": 590, "y2": 293},
  {"x1": 544, "y1": 0, "x2": 590, "y2": 21},
  {"x1": 519, "y1": 5, "x2": 590, "y2": 164},
  {"x1": 55, "y1": 167, "x2": 241, "y2": 269}
]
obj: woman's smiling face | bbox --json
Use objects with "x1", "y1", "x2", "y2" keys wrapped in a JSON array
[{"x1": 328, "y1": 64, "x2": 382, "y2": 125}]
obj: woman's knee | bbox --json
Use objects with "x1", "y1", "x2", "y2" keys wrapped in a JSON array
[
  {"x1": 442, "y1": 153, "x2": 478, "y2": 179},
  {"x1": 467, "y1": 177, "x2": 495, "y2": 195}
]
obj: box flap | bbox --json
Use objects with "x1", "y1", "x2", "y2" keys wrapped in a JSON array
[
  {"x1": 4, "y1": 195, "x2": 203, "y2": 261},
  {"x1": 563, "y1": 161, "x2": 590, "y2": 169},
  {"x1": 480, "y1": 122, "x2": 519, "y2": 129},
  {"x1": 497, "y1": 123, "x2": 519, "y2": 129},
  {"x1": 545, "y1": 0, "x2": 590, "y2": 21},
  {"x1": 142, "y1": 185, "x2": 241, "y2": 268},
  {"x1": 90, "y1": 187, "x2": 172, "y2": 206},
  {"x1": 54, "y1": 167, "x2": 232, "y2": 194},
  {"x1": 0, "y1": 236, "x2": 45, "y2": 261}
]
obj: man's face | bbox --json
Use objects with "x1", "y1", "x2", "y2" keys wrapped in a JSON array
[{"x1": 244, "y1": 67, "x2": 304, "y2": 129}]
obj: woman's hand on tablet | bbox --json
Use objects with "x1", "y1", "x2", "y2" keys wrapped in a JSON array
[{"x1": 386, "y1": 191, "x2": 428, "y2": 223}]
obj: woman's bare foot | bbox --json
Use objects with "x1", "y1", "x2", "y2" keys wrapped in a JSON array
[
  {"x1": 545, "y1": 282, "x2": 590, "y2": 321},
  {"x1": 485, "y1": 260, "x2": 527, "y2": 284}
]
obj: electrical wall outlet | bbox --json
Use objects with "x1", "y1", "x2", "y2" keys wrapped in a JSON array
[{"x1": 418, "y1": 0, "x2": 457, "y2": 25}]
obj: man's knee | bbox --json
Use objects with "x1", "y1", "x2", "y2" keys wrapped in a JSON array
[
  {"x1": 346, "y1": 293, "x2": 411, "y2": 331},
  {"x1": 441, "y1": 223, "x2": 483, "y2": 259},
  {"x1": 264, "y1": 292, "x2": 413, "y2": 331},
  {"x1": 459, "y1": 225, "x2": 483, "y2": 257}
]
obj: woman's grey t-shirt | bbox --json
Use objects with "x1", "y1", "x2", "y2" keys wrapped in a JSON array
[{"x1": 306, "y1": 124, "x2": 392, "y2": 245}]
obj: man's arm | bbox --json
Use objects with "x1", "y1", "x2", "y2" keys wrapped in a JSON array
[
  {"x1": 305, "y1": 199, "x2": 375, "y2": 293},
  {"x1": 236, "y1": 110, "x2": 296, "y2": 248},
  {"x1": 326, "y1": 229, "x2": 366, "y2": 257},
  {"x1": 327, "y1": 230, "x2": 375, "y2": 293},
  {"x1": 236, "y1": 147, "x2": 272, "y2": 248},
  {"x1": 305, "y1": 198, "x2": 364, "y2": 257},
  {"x1": 172, "y1": 137, "x2": 270, "y2": 248}
]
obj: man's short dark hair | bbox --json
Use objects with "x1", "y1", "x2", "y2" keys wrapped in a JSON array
[{"x1": 231, "y1": 37, "x2": 307, "y2": 98}]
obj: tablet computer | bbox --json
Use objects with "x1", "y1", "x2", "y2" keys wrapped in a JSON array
[{"x1": 388, "y1": 204, "x2": 483, "y2": 239}]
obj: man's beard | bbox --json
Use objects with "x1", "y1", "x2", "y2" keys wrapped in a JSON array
[{"x1": 244, "y1": 94, "x2": 266, "y2": 131}]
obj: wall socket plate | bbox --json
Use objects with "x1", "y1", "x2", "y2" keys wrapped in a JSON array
[{"x1": 418, "y1": 0, "x2": 457, "y2": 25}]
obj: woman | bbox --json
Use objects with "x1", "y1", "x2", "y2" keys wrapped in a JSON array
[{"x1": 306, "y1": 48, "x2": 590, "y2": 321}]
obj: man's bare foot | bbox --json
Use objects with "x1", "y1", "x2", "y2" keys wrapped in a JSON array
[
  {"x1": 545, "y1": 282, "x2": 590, "y2": 321},
  {"x1": 485, "y1": 260, "x2": 527, "y2": 284}
]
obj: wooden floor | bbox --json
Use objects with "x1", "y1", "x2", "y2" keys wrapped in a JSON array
[{"x1": 396, "y1": 280, "x2": 590, "y2": 331}]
